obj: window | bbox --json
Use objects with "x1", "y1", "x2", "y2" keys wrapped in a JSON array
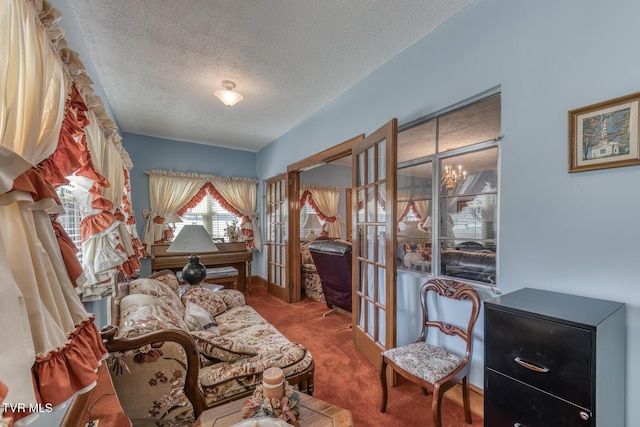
[
  {"x1": 175, "y1": 194, "x2": 242, "y2": 240},
  {"x1": 397, "y1": 91, "x2": 501, "y2": 287},
  {"x1": 56, "y1": 186, "x2": 83, "y2": 262},
  {"x1": 300, "y1": 200, "x2": 323, "y2": 239}
]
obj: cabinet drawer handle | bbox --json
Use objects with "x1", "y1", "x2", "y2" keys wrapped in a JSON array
[{"x1": 514, "y1": 357, "x2": 549, "y2": 373}]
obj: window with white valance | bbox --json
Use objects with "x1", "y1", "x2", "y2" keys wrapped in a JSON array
[{"x1": 299, "y1": 185, "x2": 341, "y2": 239}]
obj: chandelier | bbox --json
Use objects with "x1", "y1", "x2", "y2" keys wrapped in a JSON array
[{"x1": 442, "y1": 164, "x2": 467, "y2": 190}]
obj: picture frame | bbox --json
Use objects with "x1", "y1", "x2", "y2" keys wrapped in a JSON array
[{"x1": 568, "y1": 92, "x2": 640, "y2": 172}]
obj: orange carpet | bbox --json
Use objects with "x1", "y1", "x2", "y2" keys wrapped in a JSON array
[{"x1": 246, "y1": 285, "x2": 483, "y2": 427}]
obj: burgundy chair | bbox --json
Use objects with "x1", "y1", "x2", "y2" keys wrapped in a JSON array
[{"x1": 308, "y1": 240, "x2": 352, "y2": 315}]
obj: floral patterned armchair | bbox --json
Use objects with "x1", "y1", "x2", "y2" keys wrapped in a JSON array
[{"x1": 102, "y1": 270, "x2": 314, "y2": 426}]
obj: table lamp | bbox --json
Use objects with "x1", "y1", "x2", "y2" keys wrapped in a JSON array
[{"x1": 167, "y1": 224, "x2": 218, "y2": 286}]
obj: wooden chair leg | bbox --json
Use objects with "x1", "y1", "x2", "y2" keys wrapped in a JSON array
[
  {"x1": 431, "y1": 384, "x2": 443, "y2": 427},
  {"x1": 380, "y1": 358, "x2": 388, "y2": 413},
  {"x1": 462, "y1": 376, "x2": 472, "y2": 424}
]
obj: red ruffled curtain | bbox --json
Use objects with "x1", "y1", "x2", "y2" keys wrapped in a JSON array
[
  {"x1": 397, "y1": 202, "x2": 413, "y2": 224},
  {"x1": 121, "y1": 169, "x2": 145, "y2": 265},
  {"x1": 299, "y1": 190, "x2": 310, "y2": 209},
  {"x1": 6, "y1": 166, "x2": 107, "y2": 424},
  {"x1": 208, "y1": 184, "x2": 256, "y2": 244},
  {"x1": 176, "y1": 182, "x2": 211, "y2": 216},
  {"x1": 39, "y1": 85, "x2": 107, "y2": 188},
  {"x1": 0, "y1": 1, "x2": 125, "y2": 423},
  {"x1": 177, "y1": 182, "x2": 255, "y2": 247},
  {"x1": 51, "y1": 220, "x2": 84, "y2": 289},
  {"x1": 39, "y1": 84, "x2": 114, "y2": 288},
  {"x1": 397, "y1": 201, "x2": 429, "y2": 232},
  {"x1": 299, "y1": 189, "x2": 338, "y2": 237}
]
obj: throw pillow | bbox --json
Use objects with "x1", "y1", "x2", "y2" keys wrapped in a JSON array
[
  {"x1": 184, "y1": 301, "x2": 220, "y2": 335},
  {"x1": 190, "y1": 330, "x2": 257, "y2": 362},
  {"x1": 119, "y1": 293, "x2": 189, "y2": 337},
  {"x1": 182, "y1": 287, "x2": 227, "y2": 317},
  {"x1": 216, "y1": 289, "x2": 247, "y2": 309},
  {"x1": 129, "y1": 278, "x2": 185, "y2": 317},
  {"x1": 149, "y1": 270, "x2": 180, "y2": 294}
]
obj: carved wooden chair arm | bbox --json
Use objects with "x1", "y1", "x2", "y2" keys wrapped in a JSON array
[{"x1": 99, "y1": 326, "x2": 206, "y2": 419}]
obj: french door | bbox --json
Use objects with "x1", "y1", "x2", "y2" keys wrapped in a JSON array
[
  {"x1": 266, "y1": 174, "x2": 290, "y2": 301},
  {"x1": 352, "y1": 119, "x2": 397, "y2": 368}
]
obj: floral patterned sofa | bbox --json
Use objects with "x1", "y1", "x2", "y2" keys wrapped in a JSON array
[
  {"x1": 300, "y1": 241, "x2": 325, "y2": 303},
  {"x1": 102, "y1": 270, "x2": 314, "y2": 426}
]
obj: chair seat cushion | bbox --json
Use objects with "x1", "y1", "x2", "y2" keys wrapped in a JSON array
[{"x1": 383, "y1": 342, "x2": 462, "y2": 384}]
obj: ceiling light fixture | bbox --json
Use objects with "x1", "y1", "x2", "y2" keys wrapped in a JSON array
[{"x1": 214, "y1": 80, "x2": 243, "y2": 107}]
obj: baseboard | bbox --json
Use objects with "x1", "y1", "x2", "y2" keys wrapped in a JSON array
[
  {"x1": 250, "y1": 275, "x2": 267, "y2": 287},
  {"x1": 251, "y1": 276, "x2": 291, "y2": 301},
  {"x1": 444, "y1": 383, "x2": 484, "y2": 418}
]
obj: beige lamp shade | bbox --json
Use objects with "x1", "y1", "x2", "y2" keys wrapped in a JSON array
[{"x1": 167, "y1": 224, "x2": 218, "y2": 253}]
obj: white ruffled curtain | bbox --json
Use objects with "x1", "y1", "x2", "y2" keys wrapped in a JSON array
[
  {"x1": 141, "y1": 171, "x2": 207, "y2": 250},
  {"x1": 67, "y1": 110, "x2": 128, "y2": 301},
  {"x1": 0, "y1": 0, "x2": 108, "y2": 422},
  {"x1": 212, "y1": 177, "x2": 262, "y2": 251},
  {"x1": 397, "y1": 197, "x2": 411, "y2": 223},
  {"x1": 413, "y1": 200, "x2": 429, "y2": 226},
  {"x1": 397, "y1": 197, "x2": 429, "y2": 232},
  {"x1": 0, "y1": 0, "x2": 67, "y2": 410},
  {"x1": 302, "y1": 185, "x2": 341, "y2": 238}
]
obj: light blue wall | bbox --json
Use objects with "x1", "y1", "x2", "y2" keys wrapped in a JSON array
[
  {"x1": 300, "y1": 163, "x2": 351, "y2": 239},
  {"x1": 255, "y1": 0, "x2": 640, "y2": 423},
  {"x1": 123, "y1": 132, "x2": 257, "y2": 276}
]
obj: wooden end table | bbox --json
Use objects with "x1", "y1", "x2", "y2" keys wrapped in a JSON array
[{"x1": 194, "y1": 393, "x2": 353, "y2": 427}]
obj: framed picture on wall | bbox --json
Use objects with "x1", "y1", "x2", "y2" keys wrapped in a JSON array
[{"x1": 568, "y1": 91, "x2": 640, "y2": 172}]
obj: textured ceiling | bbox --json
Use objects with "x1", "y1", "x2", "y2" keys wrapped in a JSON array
[{"x1": 66, "y1": 0, "x2": 473, "y2": 152}]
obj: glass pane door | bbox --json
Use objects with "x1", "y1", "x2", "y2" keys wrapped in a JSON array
[
  {"x1": 352, "y1": 119, "x2": 397, "y2": 368},
  {"x1": 266, "y1": 174, "x2": 288, "y2": 299}
]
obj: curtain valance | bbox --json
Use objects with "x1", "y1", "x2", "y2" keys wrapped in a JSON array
[{"x1": 145, "y1": 169, "x2": 258, "y2": 185}]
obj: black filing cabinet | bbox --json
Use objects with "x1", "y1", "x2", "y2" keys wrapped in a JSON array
[{"x1": 484, "y1": 288, "x2": 626, "y2": 427}]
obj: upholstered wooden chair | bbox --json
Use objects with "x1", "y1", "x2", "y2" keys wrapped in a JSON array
[{"x1": 380, "y1": 279, "x2": 480, "y2": 427}]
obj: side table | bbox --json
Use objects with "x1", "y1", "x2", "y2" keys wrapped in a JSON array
[{"x1": 194, "y1": 393, "x2": 353, "y2": 427}]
